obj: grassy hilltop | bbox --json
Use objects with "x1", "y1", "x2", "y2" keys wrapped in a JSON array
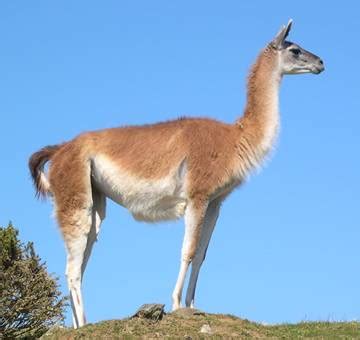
[{"x1": 42, "y1": 308, "x2": 360, "y2": 339}]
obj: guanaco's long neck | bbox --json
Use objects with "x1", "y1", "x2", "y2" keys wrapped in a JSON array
[{"x1": 237, "y1": 48, "x2": 282, "y2": 157}]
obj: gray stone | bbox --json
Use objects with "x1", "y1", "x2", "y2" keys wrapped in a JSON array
[
  {"x1": 131, "y1": 303, "x2": 165, "y2": 321},
  {"x1": 200, "y1": 324, "x2": 212, "y2": 334}
]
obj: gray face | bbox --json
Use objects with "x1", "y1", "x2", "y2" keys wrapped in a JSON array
[
  {"x1": 271, "y1": 20, "x2": 324, "y2": 75},
  {"x1": 280, "y1": 41, "x2": 324, "y2": 75}
]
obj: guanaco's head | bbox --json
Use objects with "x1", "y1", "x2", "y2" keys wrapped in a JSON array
[{"x1": 270, "y1": 20, "x2": 324, "y2": 75}]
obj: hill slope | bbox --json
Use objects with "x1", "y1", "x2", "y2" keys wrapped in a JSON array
[{"x1": 42, "y1": 309, "x2": 360, "y2": 339}]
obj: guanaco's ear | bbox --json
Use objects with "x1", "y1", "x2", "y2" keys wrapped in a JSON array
[{"x1": 271, "y1": 19, "x2": 293, "y2": 49}]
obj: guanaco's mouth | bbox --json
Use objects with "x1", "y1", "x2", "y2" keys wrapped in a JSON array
[
  {"x1": 311, "y1": 65, "x2": 325, "y2": 74},
  {"x1": 286, "y1": 63, "x2": 325, "y2": 75}
]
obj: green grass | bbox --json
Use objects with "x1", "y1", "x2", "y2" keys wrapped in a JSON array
[{"x1": 42, "y1": 310, "x2": 360, "y2": 339}]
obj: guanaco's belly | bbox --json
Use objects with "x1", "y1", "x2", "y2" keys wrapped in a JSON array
[{"x1": 91, "y1": 155, "x2": 187, "y2": 222}]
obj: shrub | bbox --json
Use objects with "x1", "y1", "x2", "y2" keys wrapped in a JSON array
[{"x1": 0, "y1": 223, "x2": 67, "y2": 338}]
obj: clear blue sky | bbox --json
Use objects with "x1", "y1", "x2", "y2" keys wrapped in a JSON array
[{"x1": 1, "y1": 1, "x2": 359, "y2": 325}]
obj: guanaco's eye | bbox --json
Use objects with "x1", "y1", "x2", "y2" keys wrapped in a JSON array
[{"x1": 290, "y1": 48, "x2": 301, "y2": 55}]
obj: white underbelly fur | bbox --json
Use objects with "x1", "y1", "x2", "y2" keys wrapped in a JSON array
[{"x1": 91, "y1": 155, "x2": 187, "y2": 222}]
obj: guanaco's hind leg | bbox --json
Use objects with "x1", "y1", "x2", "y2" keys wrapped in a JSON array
[
  {"x1": 60, "y1": 187, "x2": 105, "y2": 329},
  {"x1": 52, "y1": 155, "x2": 106, "y2": 329}
]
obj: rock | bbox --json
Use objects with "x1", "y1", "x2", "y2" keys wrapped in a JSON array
[
  {"x1": 200, "y1": 324, "x2": 212, "y2": 334},
  {"x1": 131, "y1": 303, "x2": 165, "y2": 321}
]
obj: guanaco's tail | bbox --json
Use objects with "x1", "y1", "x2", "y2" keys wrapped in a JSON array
[{"x1": 29, "y1": 144, "x2": 63, "y2": 198}]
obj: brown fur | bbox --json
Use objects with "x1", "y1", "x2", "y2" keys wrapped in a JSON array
[{"x1": 28, "y1": 19, "x2": 325, "y2": 327}]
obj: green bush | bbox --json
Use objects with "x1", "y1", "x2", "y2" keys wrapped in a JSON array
[{"x1": 0, "y1": 223, "x2": 67, "y2": 338}]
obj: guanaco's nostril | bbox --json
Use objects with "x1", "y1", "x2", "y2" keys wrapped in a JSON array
[{"x1": 319, "y1": 59, "x2": 324, "y2": 65}]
